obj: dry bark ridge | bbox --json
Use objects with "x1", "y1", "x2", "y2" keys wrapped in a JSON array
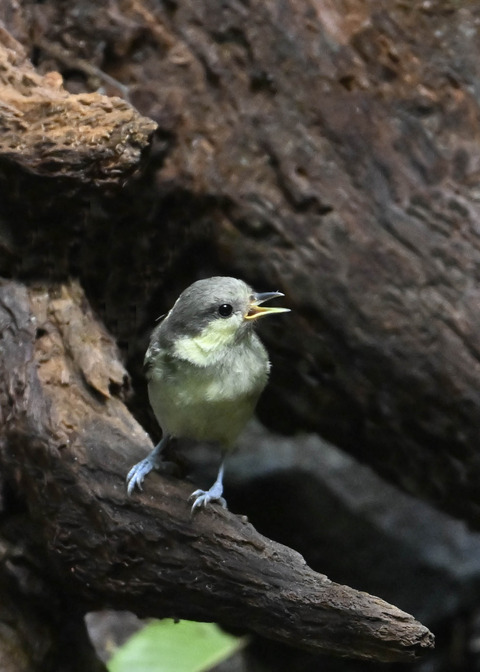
[
  {"x1": 0, "y1": 28, "x2": 157, "y2": 182},
  {"x1": 0, "y1": 280, "x2": 433, "y2": 666}
]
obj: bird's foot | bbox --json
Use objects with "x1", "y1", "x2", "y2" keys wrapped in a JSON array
[
  {"x1": 126, "y1": 453, "x2": 163, "y2": 495},
  {"x1": 189, "y1": 483, "x2": 227, "y2": 512},
  {"x1": 127, "y1": 436, "x2": 171, "y2": 496}
]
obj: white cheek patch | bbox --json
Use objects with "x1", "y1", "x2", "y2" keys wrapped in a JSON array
[{"x1": 173, "y1": 317, "x2": 242, "y2": 364}]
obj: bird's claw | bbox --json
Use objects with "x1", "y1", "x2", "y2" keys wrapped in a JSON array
[
  {"x1": 189, "y1": 488, "x2": 227, "y2": 512},
  {"x1": 126, "y1": 455, "x2": 161, "y2": 496}
]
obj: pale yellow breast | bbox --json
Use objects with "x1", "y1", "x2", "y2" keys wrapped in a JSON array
[{"x1": 148, "y1": 331, "x2": 269, "y2": 447}]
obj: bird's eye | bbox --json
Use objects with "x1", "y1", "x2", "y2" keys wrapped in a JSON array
[{"x1": 218, "y1": 303, "x2": 233, "y2": 317}]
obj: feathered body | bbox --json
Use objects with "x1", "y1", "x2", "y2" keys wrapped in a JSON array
[
  {"x1": 127, "y1": 276, "x2": 289, "y2": 509},
  {"x1": 144, "y1": 277, "x2": 270, "y2": 447}
]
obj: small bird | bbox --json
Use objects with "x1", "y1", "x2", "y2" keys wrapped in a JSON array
[{"x1": 126, "y1": 276, "x2": 289, "y2": 511}]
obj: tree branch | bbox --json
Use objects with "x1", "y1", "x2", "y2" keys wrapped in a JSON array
[{"x1": 0, "y1": 279, "x2": 434, "y2": 663}]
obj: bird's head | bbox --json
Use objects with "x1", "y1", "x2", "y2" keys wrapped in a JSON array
[{"x1": 163, "y1": 276, "x2": 289, "y2": 360}]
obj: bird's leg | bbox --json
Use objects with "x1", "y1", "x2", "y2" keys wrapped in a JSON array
[
  {"x1": 190, "y1": 459, "x2": 227, "y2": 512},
  {"x1": 126, "y1": 434, "x2": 171, "y2": 495}
]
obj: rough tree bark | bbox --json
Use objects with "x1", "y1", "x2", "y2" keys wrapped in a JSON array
[
  {"x1": 0, "y1": 26, "x2": 156, "y2": 182},
  {"x1": 0, "y1": 23, "x2": 436, "y2": 670},
  {"x1": 0, "y1": 0, "x2": 478, "y2": 668},
  {"x1": 0, "y1": 1, "x2": 479, "y2": 529}
]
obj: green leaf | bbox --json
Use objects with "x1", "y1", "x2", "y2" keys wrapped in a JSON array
[{"x1": 107, "y1": 619, "x2": 246, "y2": 672}]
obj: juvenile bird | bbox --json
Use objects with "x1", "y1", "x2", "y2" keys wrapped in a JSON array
[{"x1": 126, "y1": 276, "x2": 289, "y2": 511}]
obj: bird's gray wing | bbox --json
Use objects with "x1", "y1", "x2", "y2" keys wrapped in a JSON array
[{"x1": 144, "y1": 317, "x2": 169, "y2": 379}]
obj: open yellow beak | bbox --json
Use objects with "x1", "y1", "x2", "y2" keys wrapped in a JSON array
[{"x1": 244, "y1": 291, "x2": 290, "y2": 321}]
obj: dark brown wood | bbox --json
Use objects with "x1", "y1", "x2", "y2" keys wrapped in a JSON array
[
  {"x1": 7, "y1": 3, "x2": 480, "y2": 666},
  {"x1": 0, "y1": 279, "x2": 434, "y2": 664},
  {"x1": 0, "y1": 28, "x2": 156, "y2": 183},
  {"x1": 0, "y1": 1, "x2": 479, "y2": 531}
]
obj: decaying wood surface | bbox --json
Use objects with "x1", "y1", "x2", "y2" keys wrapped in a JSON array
[
  {"x1": 0, "y1": 280, "x2": 434, "y2": 667},
  {"x1": 0, "y1": 2, "x2": 480, "y2": 531},
  {"x1": 0, "y1": 27, "x2": 156, "y2": 182}
]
